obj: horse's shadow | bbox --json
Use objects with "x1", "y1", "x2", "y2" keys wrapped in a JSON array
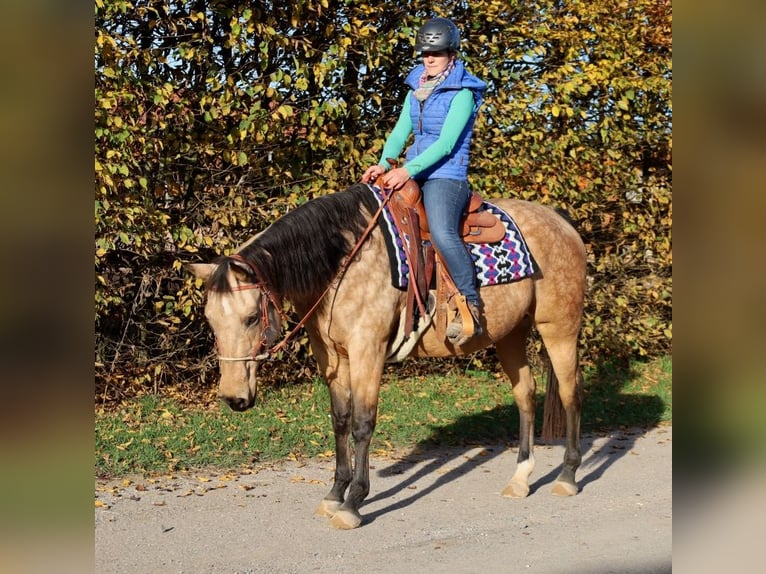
[{"x1": 363, "y1": 361, "x2": 667, "y2": 524}]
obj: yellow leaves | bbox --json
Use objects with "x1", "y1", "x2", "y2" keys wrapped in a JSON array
[
  {"x1": 354, "y1": 21, "x2": 374, "y2": 38},
  {"x1": 271, "y1": 104, "x2": 293, "y2": 120},
  {"x1": 551, "y1": 104, "x2": 574, "y2": 118},
  {"x1": 98, "y1": 97, "x2": 115, "y2": 111},
  {"x1": 275, "y1": 409, "x2": 293, "y2": 424},
  {"x1": 116, "y1": 438, "x2": 134, "y2": 451},
  {"x1": 290, "y1": 475, "x2": 327, "y2": 486},
  {"x1": 222, "y1": 150, "x2": 249, "y2": 166},
  {"x1": 159, "y1": 409, "x2": 174, "y2": 421}
]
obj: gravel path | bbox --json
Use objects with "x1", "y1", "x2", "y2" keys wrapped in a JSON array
[{"x1": 95, "y1": 425, "x2": 672, "y2": 574}]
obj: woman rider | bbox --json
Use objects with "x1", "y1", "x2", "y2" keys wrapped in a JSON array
[{"x1": 362, "y1": 17, "x2": 487, "y2": 346}]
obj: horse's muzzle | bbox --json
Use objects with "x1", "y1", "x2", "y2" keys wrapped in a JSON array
[{"x1": 220, "y1": 394, "x2": 255, "y2": 412}]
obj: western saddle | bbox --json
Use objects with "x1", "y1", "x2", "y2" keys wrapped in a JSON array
[{"x1": 373, "y1": 171, "x2": 505, "y2": 343}]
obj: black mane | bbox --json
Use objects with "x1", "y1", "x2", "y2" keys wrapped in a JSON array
[{"x1": 208, "y1": 183, "x2": 379, "y2": 301}]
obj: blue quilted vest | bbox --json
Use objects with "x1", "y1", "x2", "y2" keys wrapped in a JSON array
[{"x1": 404, "y1": 60, "x2": 486, "y2": 181}]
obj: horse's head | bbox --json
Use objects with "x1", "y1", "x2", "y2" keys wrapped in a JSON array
[{"x1": 187, "y1": 258, "x2": 282, "y2": 411}]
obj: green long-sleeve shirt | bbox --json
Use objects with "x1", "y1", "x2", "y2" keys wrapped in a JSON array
[{"x1": 377, "y1": 88, "x2": 475, "y2": 178}]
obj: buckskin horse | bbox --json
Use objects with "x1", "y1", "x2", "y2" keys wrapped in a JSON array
[{"x1": 187, "y1": 182, "x2": 586, "y2": 529}]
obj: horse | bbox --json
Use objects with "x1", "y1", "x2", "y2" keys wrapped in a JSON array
[{"x1": 187, "y1": 182, "x2": 587, "y2": 530}]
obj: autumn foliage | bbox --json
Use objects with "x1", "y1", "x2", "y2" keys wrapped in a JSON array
[{"x1": 95, "y1": 0, "x2": 671, "y2": 404}]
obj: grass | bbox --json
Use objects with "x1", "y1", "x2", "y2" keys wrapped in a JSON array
[{"x1": 95, "y1": 355, "x2": 671, "y2": 477}]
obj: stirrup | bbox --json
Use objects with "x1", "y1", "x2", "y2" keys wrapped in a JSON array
[{"x1": 446, "y1": 296, "x2": 482, "y2": 346}]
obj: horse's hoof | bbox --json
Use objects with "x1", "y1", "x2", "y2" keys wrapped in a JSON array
[
  {"x1": 329, "y1": 509, "x2": 362, "y2": 530},
  {"x1": 551, "y1": 480, "x2": 578, "y2": 497},
  {"x1": 502, "y1": 480, "x2": 530, "y2": 498},
  {"x1": 314, "y1": 499, "x2": 342, "y2": 518}
]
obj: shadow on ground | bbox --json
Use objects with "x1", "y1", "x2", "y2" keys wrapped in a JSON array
[{"x1": 363, "y1": 359, "x2": 667, "y2": 525}]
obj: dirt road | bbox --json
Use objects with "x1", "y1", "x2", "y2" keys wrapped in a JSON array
[{"x1": 95, "y1": 425, "x2": 671, "y2": 574}]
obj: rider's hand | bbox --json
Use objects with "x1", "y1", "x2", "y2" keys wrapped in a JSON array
[
  {"x1": 381, "y1": 167, "x2": 412, "y2": 191},
  {"x1": 361, "y1": 165, "x2": 386, "y2": 183}
]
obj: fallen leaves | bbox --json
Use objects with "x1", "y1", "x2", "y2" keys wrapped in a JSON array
[
  {"x1": 94, "y1": 466, "x2": 295, "y2": 510},
  {"x1": 289, "y1": 475, "x2": 327, "y2": 486}
]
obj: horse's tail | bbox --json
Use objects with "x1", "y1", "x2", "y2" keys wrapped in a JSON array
[
  {"x1": 541, "y1": 357, "x2": 567, "y2": 441},
  {"x1": 553, "y1": 206, "x2": 577, "y2": 228},
  {"x1": 541, "y1": 207, "x2": 581, "y2": 442}
]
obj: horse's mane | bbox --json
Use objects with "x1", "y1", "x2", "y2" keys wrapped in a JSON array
[{"x1": 207, "y1": 183, "x2": 379, "y2": 301}]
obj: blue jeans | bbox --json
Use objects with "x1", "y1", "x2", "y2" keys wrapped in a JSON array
[{"x1": 421, "y1": 178, "x2": 479, "y2": 306}]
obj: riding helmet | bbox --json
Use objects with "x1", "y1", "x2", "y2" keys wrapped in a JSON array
[{"x1": 415, "y1": 18, "x2": 461, "y2": 53}]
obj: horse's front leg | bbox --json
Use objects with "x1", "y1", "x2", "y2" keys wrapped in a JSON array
[
  {"x1": 329, "y1": 347, "x2": 385, "y2": 530},
  {"x1": 315, "y1": 359, "x2": 353, "y2": 519},
  {"x1": 328, "y1": 403, "x2": 376, "y2": 530}
]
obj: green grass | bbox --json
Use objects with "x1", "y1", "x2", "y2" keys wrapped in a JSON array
[
  {"x1": 96, "y1": 356, "x2": 671, "y2": 477},
  {"x1": 583, "y1": 354, "x2": 672, "y2": 428}
]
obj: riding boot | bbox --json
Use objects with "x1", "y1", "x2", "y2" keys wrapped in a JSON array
[{"x1": 446, "y1": 298, "x2": 483, "y2": 346}]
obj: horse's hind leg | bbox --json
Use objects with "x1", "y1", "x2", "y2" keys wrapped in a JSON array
[
  {"x1": 496, "y1": 320, "x2": 536, "y2": 498},
  {"x1": 538, "y1": 326, "x2": 582, "y2": 496}
]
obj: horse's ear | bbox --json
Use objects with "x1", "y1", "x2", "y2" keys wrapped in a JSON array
[
  {"x1": 229, "y1": 259, "x2": 253, "y2": 282},
  {"x1": 185, "y1": 262, "x2": 217, "y2": 280}
]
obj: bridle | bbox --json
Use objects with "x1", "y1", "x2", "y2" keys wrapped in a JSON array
[
  {"x1": 212, "y1": 254, "x2": 286, "y2": 363},
  {"x1": 212, "y1": 184, "x2": 393, "y2": 363}
]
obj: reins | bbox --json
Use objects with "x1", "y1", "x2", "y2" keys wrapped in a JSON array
[{"x1": 214, "y1": 184, "x2": 393, "y2": 362}]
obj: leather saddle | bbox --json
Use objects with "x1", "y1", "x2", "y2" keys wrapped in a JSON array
[
  {"x1": 372, "y1": 172, "x2": 505, "y2": 340},
  {"x1": 375, "y1": 176, "x2": 506, "y2": 245}
]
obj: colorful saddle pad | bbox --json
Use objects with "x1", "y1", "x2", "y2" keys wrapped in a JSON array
[{"x1": 367, "y1": 185, "x2": 536, "y2": 290}]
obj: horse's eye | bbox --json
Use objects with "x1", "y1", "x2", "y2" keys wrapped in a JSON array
[{"x1": 245, "y1": 314, "x2": 259, "y2": 327}]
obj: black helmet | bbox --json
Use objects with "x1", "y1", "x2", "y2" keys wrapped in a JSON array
[{"x1": 415, "y1": 18, "x2": 460, "y2": 53}]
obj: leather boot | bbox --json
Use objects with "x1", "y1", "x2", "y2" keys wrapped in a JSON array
[{"x1": 446, "y1": 299, "x2": 483, "y2": 346}]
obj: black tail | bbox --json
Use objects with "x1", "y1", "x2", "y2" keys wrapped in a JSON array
[
  {"x1": 541, "y1": 357, "x2": 567, "y2": 441},
  {"x1": 554, "y1": 207, "x2": 577, "y2": 229}
]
